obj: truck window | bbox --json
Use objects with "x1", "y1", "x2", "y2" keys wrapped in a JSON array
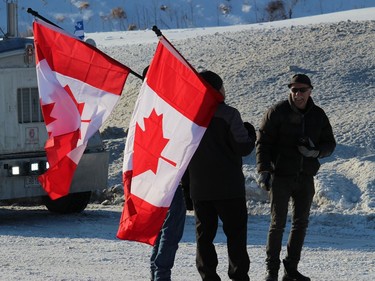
[{"x1": 17, "y1": 87, "x2": 44, "y2": 123}]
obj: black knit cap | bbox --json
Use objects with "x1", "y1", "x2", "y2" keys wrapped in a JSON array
[
  {"x1": 288, "y1": 74, "x2": 313, "y2": 89},
  {"x1": 199, "y1": 70, "x2": 223, "y2": 91}
]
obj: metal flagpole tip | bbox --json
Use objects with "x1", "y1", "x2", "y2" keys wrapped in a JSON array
[
  {"x1": 85, "y1": 38, "x2": 96, "y2": 47},
  {"x1": 27, "y1": 8, "x2": 38, "y2": 16},
  {"x1": 152, "y1": 26, "x2": 162, "y2": 37}
]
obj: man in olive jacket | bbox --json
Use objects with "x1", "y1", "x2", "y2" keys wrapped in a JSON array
[{"x1": 256, "y1": 74, "x2": 336, "y2": 281}]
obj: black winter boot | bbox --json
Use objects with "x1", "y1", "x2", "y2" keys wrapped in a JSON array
[
  {"x1": 282, "y1": 259, "x2": 310, "y2": 281},
  {"x1": 265, "y1": 271, "x2": 278, "y2": 281},
  {"x1": 264, "y1": 262, "x2": 279, "y2": 281}
]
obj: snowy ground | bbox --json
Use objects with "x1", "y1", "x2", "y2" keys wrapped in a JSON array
[
  {"x1": 0, "y1": 204, "x2": 374, "y2": 281},
  {"x1": 1, "y1": 8, "x2": 375, "y2": 281}
]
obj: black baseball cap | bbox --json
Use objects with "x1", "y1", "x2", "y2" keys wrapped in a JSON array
[{"x1": 288, "y1": 74, "x2": 313, "y2": 89}]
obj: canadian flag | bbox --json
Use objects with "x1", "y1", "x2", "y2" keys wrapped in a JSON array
[
  {"x1": 33, "y1": 19, "x2": 130, "y2": 199},
  {"x1": 117, "y1": 36, "x2": 223, "y2": 245}
]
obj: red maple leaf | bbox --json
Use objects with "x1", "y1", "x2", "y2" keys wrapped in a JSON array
[
  {"x1": 40, "y1": 85, "x2": 91, "y2": 137},
  {"x1": 133, "y1": 109, "x2": 176, "y2": 177},
  {"x1": 41, "y1": 102, "x2": 57, "y2": 127}
]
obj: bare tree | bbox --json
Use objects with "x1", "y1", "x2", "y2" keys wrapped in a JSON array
[
  {"x1": 219, "y1": 4, "x2": 232, "y2": 15},
  {"x1": 218, "y1": 0, "x2": 233, "y2": 16},
  {"x1": 78, "y1": 2, "x2": 90, "y2": 11},
  {"x1": 188, "y1": 0, "x2": 195, "y2": 27},
  {"x1": 128, "y1": 24, "x2": 137, "y2": 31},
  {"x1": 265, "y1": 0, "x2": 287, "y2": 21},
  {"x1": 99, "y1": 13, "x2": 113, "y2": 31},
  {"x1": 111, "y1": 7, "x2": 127, "y2": 31},
  {"x1": 54, "y1": 14, "x2": 66, "y2": 23},
  {"x1": 285, "y1": 0, "x2": 299, "y2": 19},
  {"x1": 319, "y1": 0, "x2": 324, "y2": 14}
]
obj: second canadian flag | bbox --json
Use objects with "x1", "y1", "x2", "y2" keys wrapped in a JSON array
[{"x1": 117, "y1": 36, "x2": 223, "y2": 245}]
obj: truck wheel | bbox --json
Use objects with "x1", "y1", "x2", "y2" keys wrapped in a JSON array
[{"x1": 43, "y1": 191, "x2": 92, "y2": 214}]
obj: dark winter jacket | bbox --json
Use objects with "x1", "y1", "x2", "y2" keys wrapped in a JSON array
[
  {"x1": 188, "y1": 102, "x2": 255, "y2": 201},
  {"x1": 256, "y1": 95, "x2": 336, "y2": 177}
]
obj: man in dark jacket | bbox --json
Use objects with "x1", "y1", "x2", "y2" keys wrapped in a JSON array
[
  {"x1": 256, "y1": 74, "x2": 336, "y2": 281},
  {"x1": 188, "y1": 70, "x2": 256, "y2": 281}
]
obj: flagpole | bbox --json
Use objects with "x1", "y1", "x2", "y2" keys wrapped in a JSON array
[
  {"x1": 27, "y1": 8, "x2": 62, "y2": 29},
  {"x1": 27, "y1": 8, "x2": 143, "y2": 81},
  {"x1": 152, "y1": 26, "x2": 163, "y2": 37},
  {"x1": 151, "y1": 26, "x2": 201, "y2": 78}
]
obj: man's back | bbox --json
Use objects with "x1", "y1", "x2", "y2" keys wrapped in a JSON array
[{"x1": 189, "y1": 102, "x2": 253, "y2": 201}]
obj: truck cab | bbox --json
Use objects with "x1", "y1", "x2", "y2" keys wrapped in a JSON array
[{"x1": 0, "y1": 2, "x2": 109, "y2": 213}]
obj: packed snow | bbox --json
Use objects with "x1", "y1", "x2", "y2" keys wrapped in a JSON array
[{"x1": 1, "y1": 7, "x2": 375, "y2": 281}]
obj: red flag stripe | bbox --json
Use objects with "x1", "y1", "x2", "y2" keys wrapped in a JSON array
[
  {"x1": 117, "y1": 170, "x2": 168, "y2": 244},
  {"x1": 43, "y1": 130, "x2": 80, "y2": 167},
  {"x1": 146, "y1": 37, "x2": 223, "y2": 127},
  {"x1": 33, "y1": 20, "x2": 129, "y2": 95},
  {"x1": 38, "y1": 156, "x2": 77, "y2": 200}
]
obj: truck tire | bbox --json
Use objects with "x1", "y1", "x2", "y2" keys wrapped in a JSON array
[{"x1": 43, "y1": 191, "x2": 92, "y2": 214}]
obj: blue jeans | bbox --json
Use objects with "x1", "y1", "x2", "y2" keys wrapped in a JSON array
[{"x1": 150, "y1": 186, "x2": 186, "y2": 281}]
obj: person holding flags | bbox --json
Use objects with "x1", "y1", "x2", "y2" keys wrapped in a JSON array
[
  {"x1": 150, "y1": 180, "x2": 187, "y2": 281},
  {"x1": 187, "y1": 70, "x2": 256, "y2": 281},
  {"x1": 117, "y1": 29, "x2": 225, "y2": 280}
]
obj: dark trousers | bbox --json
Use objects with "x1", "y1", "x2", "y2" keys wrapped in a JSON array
[
  {"x1": 266, "y1": 175, "x2": 315, "y2": 270},
  {"x1": 193, "y1": 198, "x2": 250, "y2": 281}
]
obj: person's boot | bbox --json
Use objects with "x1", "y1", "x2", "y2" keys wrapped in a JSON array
[
  {"x1": 265, "y1": 270, "x2": 278, "y2": 281},
  {"x1": 282, "y1": 259, "x2": 310, "y2": 281},
  {"x1": 264, "y1": 262, "x2": 279, "y2": 281}
]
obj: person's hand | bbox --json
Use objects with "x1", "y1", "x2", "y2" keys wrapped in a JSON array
[
  {"x1": 243, "y1": 122, "x2": 256, "y2": 140},
  {"x1": 183, "y1": 193, "x2": 194, "y2": 211},
  {"x1": 181, "y1": 184, "x2": 193, "y2": 211},
  {"x1": 257, "y1": 171, "x2": 272, "y2": 191},
  {"x1": 298, "y1": 137, "x2": 320, "y2": 158}
]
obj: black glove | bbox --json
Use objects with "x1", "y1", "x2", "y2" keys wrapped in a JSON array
[
  {"x1": 180, "y1": 171, "x2": 193, "y2": 211},
  {"x1": 257, "y1": 171, "x2": 272, "y2": 191},
  {"x1": 298, "y1": 137, "x2": 320, "y2": 158},
  {"x1": 243, "y1": 122, "x2": 256, "y2": 140},
  {"x1": 182, "y1": 185, "x2": 193, "y2": 211}
]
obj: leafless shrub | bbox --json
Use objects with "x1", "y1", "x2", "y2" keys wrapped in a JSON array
[
  {"x1": 265, "y1": 0, "x2": 287, "y2": 21},
  {"x1": 128, "y1": 24, "x2": 137, "y2": 31},
  {"x1": 219, "y1": 4, "x2": 232, "y2": 15},
  {"x1": 78, "y1": 2, "x2": 90, "y2": 10},
  {"x1": 54, "y1": 15, "x2": 66, "y2": 23},
  {"x1": 100, "y1": 14, "x2": 110, "y2": 21},
  {"x1": 108, "y1": 7, "x2": 127, "y2": 31},
  {"x1": 111, "y1": 7, "x2": 127, "y2": 20},
  {"x1": 286, "y1": 0, "x2": 299, "y2": 18}
]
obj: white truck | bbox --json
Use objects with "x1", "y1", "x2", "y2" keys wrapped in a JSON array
[{"x1": 0, "y1": 1, "x2": 109, "y2": 213}]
